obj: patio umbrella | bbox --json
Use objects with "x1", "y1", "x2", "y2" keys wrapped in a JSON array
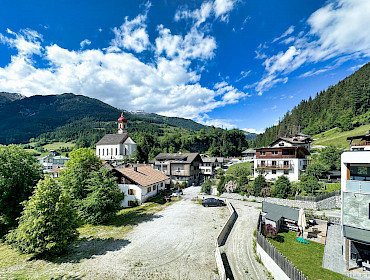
[{"x1": 298, "y1": 208, "x2": 306, "y2": 236}]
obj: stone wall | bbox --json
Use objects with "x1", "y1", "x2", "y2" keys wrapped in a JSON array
[{"x1": 220, "y1": 192, "x2": 341, "y2": 210}]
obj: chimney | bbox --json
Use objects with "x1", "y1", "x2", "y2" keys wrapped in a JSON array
[{"x1": 134, "y1": 167, "x2": 138, "y2": 172}]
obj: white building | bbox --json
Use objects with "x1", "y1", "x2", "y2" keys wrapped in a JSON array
[
  {"x1": 199, "y1": 156, "x2": 224, "y2": 178},
  {"x1": 254, "y1": 135, "x2": 311, "y2": 182},
  {"x1": 96, "y1": 113, "x2": 137, "y2": 161},
  {"x1": 242, "y1": 149, "x2": 256, "y2": 161},
  {"x1": 38, "y1": 151, "x2": 70, "y2": 171},
  {"x1": 114, "y1": 166, "x2": 168, "y2": 207},
  {"x1": 340, "y1": 133, "x2": 370, "y2": 269}
]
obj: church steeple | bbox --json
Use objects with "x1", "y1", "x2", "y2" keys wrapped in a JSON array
[{"x1": 118, "y1": 112, "x2": 127, "y2": 134}]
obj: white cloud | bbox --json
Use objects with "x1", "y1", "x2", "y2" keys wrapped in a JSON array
[
  {"x1": 111, "y1": 13, "x2": 150, "y2": 53},
  {"x1": 348, "y1": 63, "x2": 365, "y2": 72},
  {"x1": 236, "y1": 70, "x2": 250, "y2": 82},
  {"x1": 214, "y1": 0, "x2": 237, "y2": 22},
  {"x1": 242, "y1": 128, "x2": 265, "y2": 134},
  {"x1": 272, "y1": 25, "x2": 294, "y2": 43},
  {"x1": 197, "y1": 114, "x2": 237, "y2": 129},
  {"x1": 0, "y1": 7, "x2": 248, "y2": 123},
  {"x1": 175, "y1": 1, "x2": 213, "y2": 27},
  {"x1": 80, "y1": 39, "x2": 91, "y2": 49},
  {"x1": 255, "y1": 0, "x2": 370, "y2": 95}
]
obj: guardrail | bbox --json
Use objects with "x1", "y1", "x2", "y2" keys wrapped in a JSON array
[{"x1": 215, "y1": 200, "x2": 238, "y2": 280}]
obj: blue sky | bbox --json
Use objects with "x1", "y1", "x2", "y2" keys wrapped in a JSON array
[{"x1": 0, "y1": 0, "x2": 369, "y2": 133}]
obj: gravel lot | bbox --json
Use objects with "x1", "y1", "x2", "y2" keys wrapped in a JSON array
[{"x1": 75, "y1": 187, "x2": 228, "y2": 280}]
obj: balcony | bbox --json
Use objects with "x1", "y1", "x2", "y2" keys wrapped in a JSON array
[
  {"x1": 351, "y1": 141, "x2": 370, "y2": 146},
  {"x1": 257, "y1": 164, "x2": 292, "y2": 170},
  {"x1": 346, "y1": 180, "x2": 370, "y2": 194}
]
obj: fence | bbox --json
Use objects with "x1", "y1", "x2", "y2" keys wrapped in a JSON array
[
  {"x1": 257, "y1": 214, "x2": 309, "y2": 280},
  {"x1": 295, "y1": 190, "x2": 340, "y2": 202}
]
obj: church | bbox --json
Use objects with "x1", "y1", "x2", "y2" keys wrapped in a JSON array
[{"x1": 96, "y1": 113, "x2": 137, "y2": 161}]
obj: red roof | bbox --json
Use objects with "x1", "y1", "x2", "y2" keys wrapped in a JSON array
[{"x1": 118, "y1": 112, "x2": 127, "y2": 123}]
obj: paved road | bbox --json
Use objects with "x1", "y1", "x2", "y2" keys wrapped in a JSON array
[
  {"x1": 77, "y1": 187, "x2": 228, "y2": 280},
  {"x1": 223, "y1": 199, "x2": 270, "y2": 280}
]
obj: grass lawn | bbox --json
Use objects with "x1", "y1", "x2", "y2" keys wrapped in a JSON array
[
  {"x1": 313, "y1": 124, "x2": 370, "y2": 149},
  {"x1": 268, "y1": 231, "x2": 352, "y2": 280},
  {"x1": 226, "y1": 162, "x2": 252, "y2": 175},
  {"x1": 42, "y1": 141, "x2": 75, "y2": 151},
  {"x1": 0, "y1": 194, "x2": 180, "y2": 280}
]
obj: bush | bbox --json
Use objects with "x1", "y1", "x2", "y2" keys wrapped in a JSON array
[
  {"x1": 6, "y1": 177, "x2": 78, "y2": 257},
  {"x1": 261, "y1": 187, "x2": 271, "y2": 197},
  {"x1": 264, "y1": 224, "x2": 277, "y2": 239},
  {"x1": 217, "y1": 175, "x2": 226, "y2": 194},
  {"x1": 254, "y1": 175, "x2": 267, "y2": 196}
]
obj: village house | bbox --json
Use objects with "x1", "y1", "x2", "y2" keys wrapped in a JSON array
[
  {"x1": 38, "y1": 150, "x2": 70, "y2": 171},
  {"x1": 254, "y1": 134, "x2": 312, "y2": 181},
  {"x1": 242, "y1": 148, "x2": 256, "y2": 161},
  {"x1": 340, "y1": 133, "x2": 370, "y2": 270},
  {"x1": 96, "y1": 113, "x2": 137, "y2": 161},
  {"x1": 199, "y1": 156, "x2": 224, "y2": 179},
  {"x1": 113, "y1": 165, "x2": 168, "y2": 207},
  {"x1": 150, "y1": 153, "x2": 202, "y2": 186},
  {"x1": 261, "y1": 201, "x2": 299, "y2": 232}
]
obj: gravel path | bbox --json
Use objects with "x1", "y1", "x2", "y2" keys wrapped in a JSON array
[
  {"x1": 76, "y1": 187, "x2": 228, "y2": 280},
  {"x1": 223, "y1": 199, "x2": 270, "y2": 280}
]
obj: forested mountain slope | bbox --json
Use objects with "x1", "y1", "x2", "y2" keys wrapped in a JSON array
[{"x1": 253, "y1": 62, "x2": 370, "y2": 147}]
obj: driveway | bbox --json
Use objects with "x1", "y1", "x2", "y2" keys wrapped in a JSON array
[
  {"x1": 223, "y1": 199, "x2": 270, "y2": 280},
  {"x1": 77, "y1": 187, "x2": 228, "y2": 280}
]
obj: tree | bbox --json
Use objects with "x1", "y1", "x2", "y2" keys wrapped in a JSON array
[
  {"x1": 79, "y1": 167, "x2": 123, "y2": 224},
  {"x1": 318, "y1": 146, "x2": 343, "y2": 170},
  {"x1": 272, "y1": 176, "x2": 291, "y2": 198},
  {"x1": 59, "y1": 148, "x2": 101, "y2": 200},
  {"x1": 299, "y1": 174, "x2": 321, "y2": 195},
  {"x1": 201, "y1": 179, "x2": 212, "y2": 194},
  {"x1": 238, "y1": 175, "x2": 249, "y2": 188},
  {"x1": 217, "y1": 175, "x2": 226, "y2": 194},
  {"x1": 0, "y1": 145, "x2": 43, "y2": 236},
  {"x1": 6, "y1": 177, "x2": 78, "y2": 257},
  {"x1": 254, "y1": 175, "x2": 267, "y2": 196},
  {"x1": 306, "y1": 161, "x2": 329, "y2": 179}
]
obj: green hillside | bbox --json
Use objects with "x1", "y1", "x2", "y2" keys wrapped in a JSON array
[
  {"x1": 0, "y1": 93, "x2": 208, "y2": 145},
  {"x1": 313, "y1": 124, "x2": 370, "y2": 149},
  {"x1": 253, "y1": 62, "x2": 370, "y2": 147}
]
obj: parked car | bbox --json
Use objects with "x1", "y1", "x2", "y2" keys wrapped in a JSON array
[
  {"x1": 202, "y1": 198, "x2": 226, "y2": 207},
  {"x1": 171, "y1": 189, "x2": 183, "y2": 197}
]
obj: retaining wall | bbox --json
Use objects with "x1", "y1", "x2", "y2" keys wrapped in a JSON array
[
  {"x1": 220, "y1": 192, "x2": 341, "y2": 210},
  {"x1": 215, "y1": 200, "x2": 237, "y2": 280}
]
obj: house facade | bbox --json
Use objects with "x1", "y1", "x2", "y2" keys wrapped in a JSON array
[
  {"x1": 114, "y1": 166, "x2": 168, "y2": 207},
  {"x1": 38, "y1": 151, "x2": 70, "y2": 171},
  {"x1": 96, "y1": 113, "x2": 137, "y2": 161},
  {"x1": 199, "y1": 156, "x2": 224, "y2": 178},
  {"x1": 254, "y1": 135, "x2": 311, "y2": 181},
  {"x1": 151, "y1": 153, "x2": 202, "y2": 186},
  {"x1": 341, "y1": 133, "x2": 370, "y2": 269},
  {"x1": 242, "y1": 148, "x2": 256, "y2": 161}
]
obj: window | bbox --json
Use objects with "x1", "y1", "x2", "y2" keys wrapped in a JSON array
[
  {"x1": 107, "y1": 148, "x2": 109, "y2": 155},
  {"x1": 98, "y1": 149, "x2": 100, "y2": 156},
  {"x1": 148, "y1": 187, "x2": 152, "y2": 192},
  {"x1": 260, "y1": 151, "x2": 266, "y2": 156},
  {"x1": 284, "y1": 161, "x2": 289, "y2": 166},
  {"x1": 111, "y1": 148, "x2": 113, "y2": 156},
  {"x1": 271, "y1": 151, "x2": 278, "y2": 155},
  {"x1": 261, "y1": 160, "x2": 265, "y2": 166},
  {"x1": 272, "y1": 161, "x2": 276, "y2": 166},
  {"x1": 153, "y1": 185, "x2": 156, "y2": 191},
  {"x1": 102, "y1": 149, "x2": 104, "y2": 156},
  {"x1": 272, "y1": 170, "x2": 276, "y2": 174},
  {"x1": 128, "y1": 201, "x2": 135, "y2": 207},
  {"x1": 284, "y1": 170, "x2": 289, "y2": 175},
  {"x1": 128, "y1": 189, "x2": 136, "y2": 195},
  {"x1": 116, "y1": 148, "x2": 118, "y2": 155},
  {"x1": 282, "y1": 149, "x2": 295, "y2": 156}
]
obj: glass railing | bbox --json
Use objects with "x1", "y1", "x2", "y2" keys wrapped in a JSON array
[{"x1": 346, "y1": 180, "x2": 370, "y2": 194}]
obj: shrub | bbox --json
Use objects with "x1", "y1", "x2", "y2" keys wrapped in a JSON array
[
  {"x1": 264, "y1": 224, "x2": 277, "y2": 239},
  {"x1": 201, "y1": 179, "x2": 211, "y2": 194}
]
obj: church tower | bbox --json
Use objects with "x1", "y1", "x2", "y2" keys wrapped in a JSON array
[{"x1": 118, "y1": 112, "x2": 127, "y2": 134}]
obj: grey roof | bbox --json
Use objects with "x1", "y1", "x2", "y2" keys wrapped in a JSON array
[
  {"x1": 262, "y1": 202, "x2": 299, "y2": 222},
  {"x1": 151, "y1": 153, "x2": 200, "y2": 164},
  {"x1": 202, "y1": 157, "x2": 223, "y2": 163},
  {"x1": 242, "y1": 149, "x2": 256, "y2": 154},
  {"x1": 96, "y1": 133, "x2": 128, "y2": 145},
  {"x1": 343, "y1": 225, "x2": 370, "y2": 244}
]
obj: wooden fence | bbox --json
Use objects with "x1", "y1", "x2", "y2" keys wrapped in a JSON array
[
  {"x1": 257, "y1": 214, "x2": 309, "y2": 280},
  {"x1": 295, "y1": 190, "x2": 340, "y2": 202}
]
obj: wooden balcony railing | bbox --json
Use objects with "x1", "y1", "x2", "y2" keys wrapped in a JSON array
[{"x1": 351, "y1": 141, "x2": 370, "y2": 146}]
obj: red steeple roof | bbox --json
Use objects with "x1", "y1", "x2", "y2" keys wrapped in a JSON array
[{"x1": 118, "y1": 112, "x2": 127, "y2": 123}]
